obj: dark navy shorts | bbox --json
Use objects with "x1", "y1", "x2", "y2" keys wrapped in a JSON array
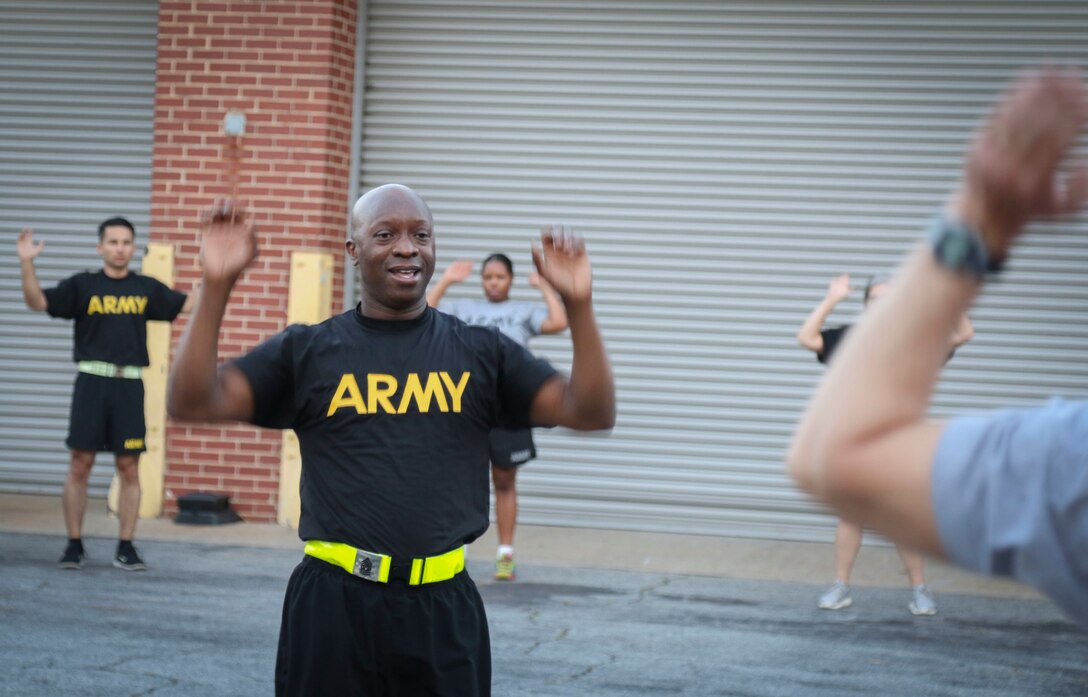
[
  {"x1": 488, "y1": 428, "x2": 536, "y2": 469},
  {"x1": 66, "y1": 373, "x2": 146, "y2": 454}
]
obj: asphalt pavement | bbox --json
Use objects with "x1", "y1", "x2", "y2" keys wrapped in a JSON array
[{"x1": 0, "y1": 495, "x2": 1085, "y2": 696}]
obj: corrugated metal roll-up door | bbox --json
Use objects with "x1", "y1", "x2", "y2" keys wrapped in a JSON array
[
  {"x1": 359, "y1": 1, "x2": 1088, "y2": 541},
  {"x1": 0, "y1": 1, "x2": 158, "y2": 495}
]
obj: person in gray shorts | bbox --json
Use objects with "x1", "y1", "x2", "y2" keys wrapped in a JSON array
[{"x1": 428, "y1": 247, "x2": 569, "y2": 580}]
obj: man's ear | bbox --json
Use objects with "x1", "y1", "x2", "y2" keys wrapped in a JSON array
[{"x1": 345, "y1": 239, "x2": 358, "y2": 266}]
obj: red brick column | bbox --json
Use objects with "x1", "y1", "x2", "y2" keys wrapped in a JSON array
[{"x1": 151, "y1": 1, "x2": 357, "y2": 521}]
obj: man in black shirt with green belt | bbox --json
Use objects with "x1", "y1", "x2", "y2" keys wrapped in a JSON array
[
  {"x1": 18, "y1": 217, "x2": 191, "y2": 571},
  {"x1": 167, "y1": 185, "x2": 615, "y2": 696}
]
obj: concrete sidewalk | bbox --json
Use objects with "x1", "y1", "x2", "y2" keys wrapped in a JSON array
[{"x1": 0, "y1": 492, "x2": 1038, "y2": 599}]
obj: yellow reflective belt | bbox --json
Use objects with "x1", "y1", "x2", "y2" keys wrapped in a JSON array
[
  {"x1": 305, "y1": 540, "x2": 388, "y2": 581},
  {"x1": 304, "y1": 540, "x2": 464, "y2": 585},
  {"x1": 77, "y1": 360, "x2": 142, "y2": 379},
  {"x1": 418, "y1": 546, "x2": 465, "y2": 584}
]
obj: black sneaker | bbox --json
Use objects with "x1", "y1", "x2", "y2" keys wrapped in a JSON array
[
  {"x1": 113, "y1": 546, "x2": 147, "y2": 572},
  {"x1": 58, "y1": 543, "x2": 85, "y2": 570}
]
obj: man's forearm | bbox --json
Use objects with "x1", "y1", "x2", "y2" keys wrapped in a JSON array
[
  {"x1": 167, "y1": 278, "x2": 234, "y2": 419},
  {"x1": 20, "y1": 260, "x2": 46, "y2": 311},
  {"x1": 562, "y1": 301, "x2": 615, "y2": 430}
]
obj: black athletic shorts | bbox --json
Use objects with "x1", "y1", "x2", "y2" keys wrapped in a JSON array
[
  {"x1": 276, "y1": 555, "x2": 491, "y2": 697},
  {"x1": 488, "y1": 428, "x2": 536, "y2": 469},
  {"x1": 66, "y1": 373, "x2": 146, "y2": 454}
]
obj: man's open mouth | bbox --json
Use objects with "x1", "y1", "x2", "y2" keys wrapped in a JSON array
[{"x1": 389, "y1": 266, "x2": 421, "y2": 281}]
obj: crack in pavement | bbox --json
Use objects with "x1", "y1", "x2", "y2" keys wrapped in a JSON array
[
  {"x1": 634, "y1": 575, "x2": 672, "y2": 604},
  {"x1": 524, "y1": 625, "x2": 570, "y2": 655},
  {"x1": 566, "y1": 652, "x2": 618, "y2": 682},
  {"x1": 128, "y1": 674, "x2": 182, "y2": 696}
]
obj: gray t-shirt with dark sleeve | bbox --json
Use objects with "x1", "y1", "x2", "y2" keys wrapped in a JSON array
[
  {"x1": 440, "y1": 298, "x2": 548, "y2": 348},
  {"x1": 932, "y1": 398, "x2": 1088, "y2": 628}
]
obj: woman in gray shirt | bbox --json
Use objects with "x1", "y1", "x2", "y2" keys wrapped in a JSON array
[{"x1": 428, "y1": 252, "x2": 568, "y2": 580}]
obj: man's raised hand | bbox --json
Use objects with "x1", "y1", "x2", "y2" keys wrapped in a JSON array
[
  {"x1": 532, "y1": 225, "x2": 591, "y2": 306},
  {"x1": 957, "y1": 68, "x2": 1088, "y2": 261},
  {"x1": 17, "y1": 228, "x2": 44, "y2": 261},
  {"x1": 199, "y1": 199, "x2": 257, "y2": 284}
]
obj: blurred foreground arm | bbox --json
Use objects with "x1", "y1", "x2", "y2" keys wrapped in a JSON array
[
  {"x1": 167, "y1": 201, "x2": 260, "y2": 423},
  {"x1": 789, "y1": 69, "x2": 1088, "y2": 554},
  {"x1": 528, "y1": 225, "x2": 615, "y2": 431},
  {"x1": 950, "y1": 313, "x2": 974, "y2": 348}
]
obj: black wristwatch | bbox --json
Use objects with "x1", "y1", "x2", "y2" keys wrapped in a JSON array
[{"x1": 928, "y1": 214, "x2": 1003, "y2": 278}]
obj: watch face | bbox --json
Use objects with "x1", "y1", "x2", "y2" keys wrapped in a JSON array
[
  {"x1": 929, "y1": 215, "x2": 990, "y2": 277},
  {"x1": 943, "y1": 234, "x2": 969, "y2": 266}
]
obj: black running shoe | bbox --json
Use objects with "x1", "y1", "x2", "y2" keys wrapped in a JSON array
[
  {"x1": 58, "y1": 543, "x2": 85, "y2": 570},
  {"x1": 113, "y1": 545, "x2": 147, "y2": 572}
]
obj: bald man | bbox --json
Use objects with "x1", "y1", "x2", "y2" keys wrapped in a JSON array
[{"x1": 167, "y1": 185, "x2": 615, "y2": 696}]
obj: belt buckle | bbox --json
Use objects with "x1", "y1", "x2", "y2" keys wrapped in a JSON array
[
  {"x1": 352, "y1": 549, "x2": 385, "y2": 581},
  {"x1": 107, "y1": 364, "x2": 120, "y2": 378}
]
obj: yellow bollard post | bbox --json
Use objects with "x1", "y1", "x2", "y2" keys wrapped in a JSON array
[{"x1": 278, "y1": 251, "x2": 333, "y2": 528}]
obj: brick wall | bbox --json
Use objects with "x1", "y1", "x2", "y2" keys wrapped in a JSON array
[{"x1": 151, "y1": 1, "x2": 357, "y2": 521}]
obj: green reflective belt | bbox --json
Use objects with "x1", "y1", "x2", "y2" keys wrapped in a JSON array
[{"x1": 77, "y1": 360, "x2": 142, "y2": 380}]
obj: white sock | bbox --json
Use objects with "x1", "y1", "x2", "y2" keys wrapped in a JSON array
[{"x1": 497, "y1": 545, "x2": 514, "y2": 559}]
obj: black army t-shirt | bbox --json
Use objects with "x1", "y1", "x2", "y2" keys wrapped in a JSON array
[
  {"x1": 231, "y1": 306, "x2": 558, "y2": 559},
  {"x1": 43, "y1": 271, "x2": 187, "y2": 366}
]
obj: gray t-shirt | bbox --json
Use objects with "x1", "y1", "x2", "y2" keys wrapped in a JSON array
[
  {"x1": 440, "y1": 298, "x2": 548, "y2": 348},
  {"x1": 932, "y1": 398, "x2": 1088, "y2": 628}
]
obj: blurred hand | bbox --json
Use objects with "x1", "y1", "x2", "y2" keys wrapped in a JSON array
[
  {"x1": 532, "y1": 225, "x2": 591, "y2": 305},
  {"x1": 528, "y1": 270, "x2": 553, "y2": 290},
  {"x1": 826, "y1": 274, "x2": 851, "y2": 302},
  {"x1": 199, "y1": 199, "x2": 257, "y2": 283},
  {"x1": 442, "y1": 259, "x2": 474, "y2": 283},
  {"x1": 955, "y1": 68, "x2": 1088, "y2": 261},
  {"x1": 17, "y1": 228, "x2": 44, "y2": 261}
]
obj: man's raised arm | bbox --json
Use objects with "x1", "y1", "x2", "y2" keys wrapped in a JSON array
[
  {"x1": 528, "y1": 225, "x2": 615, "y2": 431},
  {"x1": 17, "y1": 228, "x2": 48, "y2": 312},
  {"x1": 788, "y1": 69, "x2": 1088, "y2": 554},
  {"x1": 167, "y1": 201, "x2": 260, "y2": 423}
]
